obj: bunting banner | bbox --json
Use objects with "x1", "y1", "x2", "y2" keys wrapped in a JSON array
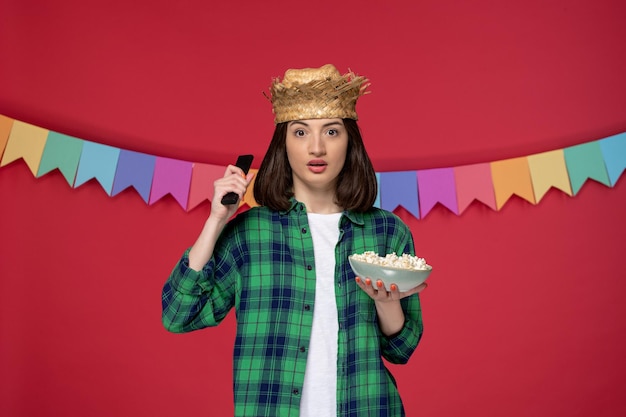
[{"x1": 0, "y1": 114, "x2": 624, "y2": 218}]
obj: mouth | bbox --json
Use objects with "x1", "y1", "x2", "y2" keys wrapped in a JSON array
[{"x1": 307, "y1": 159, "x2": 328, "y2": 173}]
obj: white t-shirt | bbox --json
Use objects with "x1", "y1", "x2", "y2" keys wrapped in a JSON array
[{"x1": 299, "y1": 212, "x2": 342, "y2": 417}]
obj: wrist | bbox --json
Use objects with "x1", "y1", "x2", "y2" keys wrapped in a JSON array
[{"x1": 375, "y1": 300, "x2": 405, "y2": 336}]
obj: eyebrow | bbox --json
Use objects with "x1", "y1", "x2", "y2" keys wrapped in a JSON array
[{"x1": 289, "y1": 121, "x2": 343, "y2": 128}]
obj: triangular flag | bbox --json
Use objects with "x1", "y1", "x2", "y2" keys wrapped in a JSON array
[
  {"x1": 527, "y1": 149, "x2": 572, "y2": 202},
  {"x1": 0, "y1": 114, "x2": 14, "y2": 159},
  {"x1": 37, "y1": 132, "x2": 84, "y2": 185},
  {"x1": 563, "y1": 141, "x2": 611, "y2": 195},
  {"x1": 490, "y1": 157, "x2": 536, "y2": 209},
  {"x1": 74, "y1": 141, "x2": 121, "y2": 195},
  {"x1": 454, "y1": 163, "x2": 496, "y2": 213},
  {"x1": 599, "y1": 133, "x2": 626, "y2": 186},
  {"x1": 112, "y1": 150, "x2": 156, "y2": 203},
  {"x1": 242, "y1": 168, "x2": 259, "y2": 208},
  {"x1": 187, "y1": 162, "x2": 225, "y2": 211},
  {"x1": 0, "y1": 120, "x2": 49, "y2": 175},
  {"x1": 379, "y1": 171, "x2": 420, "y2": 219},
  {"x1": 416, "y1": 167, "x2": 459, "y2": 217},
  {"x1": 149, "y1": 157, "x2": 193, "y2": 210}
]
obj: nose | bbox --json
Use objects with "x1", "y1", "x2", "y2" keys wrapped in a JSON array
[{"x1": 308, "y1": 134, "x2": 326, "y2": 156}]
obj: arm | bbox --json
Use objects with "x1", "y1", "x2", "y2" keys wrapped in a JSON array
[
  {"x1": 355, "y1": 278, "x2": 426, "y2": 336},
  {"x1": 161, "y1": 165, "x2": 254, "y2": 333},
  {"x1": 355, "y1": 275, "x2": 424, "y2": 364},
  {"x1": 354, "y1": 214, "x2": 425, "y2": 363},
  {"x1": 189, "y1": 165, "x2": 254, "y2": 271}
]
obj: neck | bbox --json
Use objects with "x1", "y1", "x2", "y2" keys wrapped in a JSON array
[
  {"x1": 294, "y1": 191, "x2": 343, "y2": 214},
  {"x1": 306, "y1": 203, "x2": 343, "y2": 214}
]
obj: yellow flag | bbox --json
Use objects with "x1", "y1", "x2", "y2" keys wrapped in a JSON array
[
  {"x1": 528, "y1": 149, "x2": 573, "y2": 202},
  {"x1": 0, "y1": 120, "x2": 49, "y2": 175}
]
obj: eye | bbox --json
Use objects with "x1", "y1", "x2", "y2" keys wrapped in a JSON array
[
  {"x1": 327, "y1": 129, "x2": 338, "y2": 136},
  {"x1": 294, "y1": 129, "x2": 306, "y2": 137}
]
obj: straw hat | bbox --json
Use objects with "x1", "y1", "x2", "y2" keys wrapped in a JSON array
[{"x1": 267, "y1": 64, "x2": 369, "y2": 124}]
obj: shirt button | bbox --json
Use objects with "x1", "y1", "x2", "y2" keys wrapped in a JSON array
[
  {"x1": 301, "y1": 227, "x2": 307, "y2": 234},
  {"x1": 307, "y1": 265, "x2": 312, "y2": 270},
  {"x1": 304, "y1": 304, "x2": 311, "y2": 311},
  {"x1": 299, "y1": 346, "x2": 306, "y2": 352},
  {"x1": 292, "y1": 388, "x2": 300, "y2": 395}
]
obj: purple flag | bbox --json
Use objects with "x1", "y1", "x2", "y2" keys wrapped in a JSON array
[
  {"x1": 379, "y1": 171, "x2": 420, "y2": 218},
  {"x1": 112, "y1": 150, "x2": 156, "y2": 203}
]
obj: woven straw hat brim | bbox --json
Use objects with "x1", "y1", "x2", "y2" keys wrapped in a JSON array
[{"x1": 268, "y1": 67, "x2": 369, "y2": 124}]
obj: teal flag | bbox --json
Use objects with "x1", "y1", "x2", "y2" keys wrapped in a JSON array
[
  {"x1": 563, "y1": 141, "x2": 610, "y2": 195},
  {"x1": 37, "y1": 132, "x2": 84, "y2": 185}
]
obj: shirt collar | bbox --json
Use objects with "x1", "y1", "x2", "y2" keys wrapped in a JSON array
[{"x1": 281, "y1": 197, "x2": 365, "y2": 226}]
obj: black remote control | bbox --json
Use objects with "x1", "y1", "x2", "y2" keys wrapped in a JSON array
[{"x1": 221, "y1": 154, "x2": 254, "y2": 205}]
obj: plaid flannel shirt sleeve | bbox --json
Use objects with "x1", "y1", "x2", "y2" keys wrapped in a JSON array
[
  {"x1": 378, "y1": 218, "x2": 423, "y2": 364},
  {"x1": 161, "y1": 230, "x2": 240, "y2": 333},
  {"x1": 379, "y1": 294, "x2": 423, "y2": 364}
]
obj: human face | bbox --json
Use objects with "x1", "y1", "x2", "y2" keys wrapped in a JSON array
[{"x1": 286, "y1": 118, "x2": 348, "y2": 197}]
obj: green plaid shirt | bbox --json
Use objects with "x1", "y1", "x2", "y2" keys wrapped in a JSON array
[{"x1": 162, "y1": 199, "x2": 423, "y2": 417}]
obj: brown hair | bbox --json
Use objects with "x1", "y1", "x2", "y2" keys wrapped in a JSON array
[{"x1": 253, "y1": 119, "x2": 377, "y2": 212}]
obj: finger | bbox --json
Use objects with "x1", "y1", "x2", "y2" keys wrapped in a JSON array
[
  {"x1": 224, "y1": 164, "x2": 245, "y2": 178},
  {"x1": 388, "y1": 284, "x2": 400, "y2": 300},
  {"x1": 360, "y1": 277, "x2": 378, "y2": 297},
  {"x1": 216, "y1": 170, "x2": 249, "y2": 195}
]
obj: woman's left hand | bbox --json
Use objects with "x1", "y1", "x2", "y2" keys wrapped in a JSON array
[{"x1": 355, "y1": 277, "x2": 427, "y2": 302}]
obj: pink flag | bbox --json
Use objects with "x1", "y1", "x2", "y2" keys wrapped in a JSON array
[
  {"x1": 416, "y1": 167, "x2": 459, "y2": 217},
  {"x1": 187, "y1": 162, "x2": 225, "y2": 211},
  {"x1": 454, "y1": 163, "x2": 497, "y2": 213},
  {"x1": 149, "y1": 157, "x2": 193, "y2": 210}
]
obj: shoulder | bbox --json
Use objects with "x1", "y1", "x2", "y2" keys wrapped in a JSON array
[
  {"x1": 223, "y1": 206, "x2": 278, "y2": 232},
  {"x1": 346, "y1": 207, "x2": 415, "y2": 254},
  {"x1": 360, "y1": 207, "x2": 407, "y2": 227},
  {"x1": 217, "y1": 206, "x2": 278, "y2": 248},
  {"x1": 357, "y1": 207, "x2": 412, "y2": 239}
]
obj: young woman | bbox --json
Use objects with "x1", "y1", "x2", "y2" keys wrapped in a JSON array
[{"x1": 162, "y1": 64, "x2": 427, "y2": 417}]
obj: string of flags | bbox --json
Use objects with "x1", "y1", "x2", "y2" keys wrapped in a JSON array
[{"x1": 0, "y1": 114, "x2": 624, "y2": 219}]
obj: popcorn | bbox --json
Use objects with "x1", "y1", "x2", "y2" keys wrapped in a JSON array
[{"x1": 350, "y1": 251, "x2": 430, "y2": 271}]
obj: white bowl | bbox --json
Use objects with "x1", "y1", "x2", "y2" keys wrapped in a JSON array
[{"x1": 348, "y1": 256, "x2": 432, "y2": 292}]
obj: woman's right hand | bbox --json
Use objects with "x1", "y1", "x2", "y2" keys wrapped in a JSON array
[
  {"x1": 188, "y1": 165, "x2": 254, "y2": 271},
  {"x1": 210, "y1": 164, "x2": 255, "y2": 222}
]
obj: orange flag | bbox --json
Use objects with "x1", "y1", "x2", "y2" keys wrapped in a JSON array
[
  {"x1": 0, "y1": 115, "x2": 14, "y2": 158},
  {"x1": 242, "y1": 169, "x2": 259, "y2": 208},
  {"x1": 490, "y1": 157, "x2": 536, "y2": 209}
]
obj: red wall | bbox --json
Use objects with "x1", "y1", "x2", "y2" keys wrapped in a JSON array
[{"x1": 1, "y1": 1, "x2": 625, "y2": 416}]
